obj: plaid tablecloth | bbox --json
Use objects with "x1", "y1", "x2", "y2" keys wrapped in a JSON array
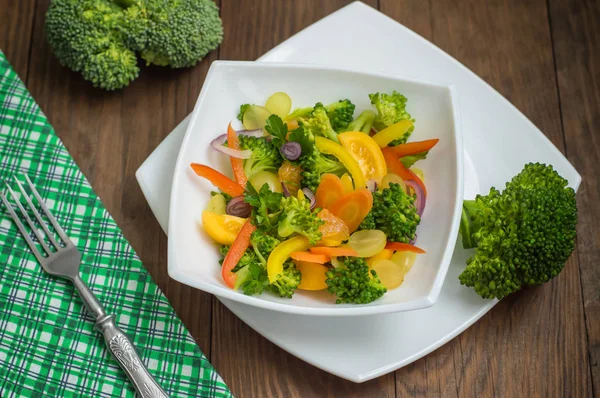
[{"x1": 0, "y1": 51, "x2": 231, "y2": 397}]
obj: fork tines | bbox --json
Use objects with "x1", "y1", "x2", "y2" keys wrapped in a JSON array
[{"x1": 0, "y1": 175, "x2": 68, "y2": 262}]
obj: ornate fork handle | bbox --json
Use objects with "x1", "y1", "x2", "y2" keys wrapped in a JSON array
[{"x1": 73, "y1": 276, "x2": 169, "y2": 398}]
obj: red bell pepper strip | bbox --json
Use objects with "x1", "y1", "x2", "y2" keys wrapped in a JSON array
[
  {"x1": 221, "y1": 220, "x2": 256, "y2": 288},
  {"x1": 389, "y1": 138, "x2": 439, "y2": 158},
  {"x1": 227, "y1": 123, "x2": 248, "y2": 189},
  {"x1": 385, "y1": 242, "x2": 426, "y2": 254},
  {"x1": 190, "y1": 163, "x2": 245, "y2": 197}
]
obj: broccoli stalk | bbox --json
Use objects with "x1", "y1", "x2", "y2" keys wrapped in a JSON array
[
  {"x1": 346, "y1": 110, "x2": 375, "y2": 134},
  {"x1": 358, "y1": 183, "x2": 421, "y2": 243},
  {"x1": 458, "y1": 163, "x2": 577, "y2": 300},
  {"x1": 326, "y1": 257, "x2": 387, "y2": 304}
]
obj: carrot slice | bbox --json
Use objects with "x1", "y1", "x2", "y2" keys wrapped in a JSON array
[
  {"x1": 309, "y1": 246, "x2": 358, "y2": 257},
  {"x1": 389, "y1": 139, "x2": 439, "y2": 158},
  {"x1": 315, "y1": 174, "x2": 346, "y2": 210},
  {"x1": 381, "y1": 147, "x2": 427, "y2": 198},
  {"x1": 227, "y1": 123, "x2": 248, "y2": 188},
  {"x1": 329, "y1": 188, "x2": 373, "y2": 232},
  {"x1": 190, "y1": 163, "x2": 245, "y2": 197},
  {"x1": 289, "y1": 251, "x2": 331, "y2": 264},
  {"x1": 221, "y1": 221, "x2": 256, "y2": 288},
  {"x1": 385, "y1": 242, "x2": 426, "y2": 254}
]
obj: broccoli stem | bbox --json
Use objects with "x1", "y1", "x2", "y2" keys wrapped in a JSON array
[{"x1": 459, "y1": 200, "x2": 479, "y2": 249}]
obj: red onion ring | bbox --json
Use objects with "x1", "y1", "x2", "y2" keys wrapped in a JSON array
[
  {"x1": 404, "y1": 180, "x2": 425, "y2": 217},
  {"x1": 302, "y1": 188, "x2": 316, "y2": 210},
  {"x1": 210, "y1": 133, "x2": 252, "y2": 159},
  {"x1": 236, "y1": 129, "x2": 263, "y2": 137},
  {"x1": 281, "y1": 182, "x2": 291, "y2": 197}
]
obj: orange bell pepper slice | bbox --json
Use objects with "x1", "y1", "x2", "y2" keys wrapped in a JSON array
[
  {"x1": 315, "y1": 174, "x2": 346, "y2": 210},
  {"x1": 221, "y1": 220, "x2": 256, "y2": 288},
  {"x1": 329, "y1": 188, "x2": 373, "y2": 232},
  {"x1": 309, "y1": 246, "x2": 358, "y2": 257},
  {"x1": 381, "y1": 147, "x2": 427, "y2": 197},
  {"x1": 289, "y1": 251, "x2": 331, "y2": 264},
  {"x1": 227, "y1": 123, "x2": 248, "y2": 188},
  {"x1": 389, "y1": 139, "x2": 439, "y2": 158},
  {"x1": 190, "y1": 163, "x2": 245, "y2": 197},
  {"x1": 385, "y1": 242, "x2": 426, "y2": 254}
]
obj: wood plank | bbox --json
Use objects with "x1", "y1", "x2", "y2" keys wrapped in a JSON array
[
  {"x1": 382, "y1": 0, "x2": 592, "y2": 396},
  {"x1": 211, "y1": 303, "x2": 395, "y2": 398},
  {"x1": 25, "y1": 0, "x2": 220, "y2": 356},
  {"x1": 549, "y1": 0, "x2": 600, "y2": 394},
  {"x1": 211, "y1": 1, "x2": 394, "y2": 396},
  {"x1": 0, "y1": 0, "x2": 36, "y2": 80}
]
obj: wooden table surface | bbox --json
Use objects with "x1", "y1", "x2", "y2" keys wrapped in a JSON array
[{"x1": 2, "y1": 0, "x2": 599, "y2": 396}]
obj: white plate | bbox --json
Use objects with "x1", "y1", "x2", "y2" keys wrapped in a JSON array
[
  {"x1": 136, "y1": 1, "x2": 581, "y2": 382},
  {"x1": 169, "y1": 61, "x2": 463, "y2": 316}
]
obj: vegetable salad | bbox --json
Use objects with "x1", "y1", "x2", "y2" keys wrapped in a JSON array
[{"x1": 191, "y1": 91, "x2": 439, "y2": 304}]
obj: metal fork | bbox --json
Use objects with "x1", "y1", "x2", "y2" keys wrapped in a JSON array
[{"x1": 0, "y1": 175, "x2": 168, "y2": 398}]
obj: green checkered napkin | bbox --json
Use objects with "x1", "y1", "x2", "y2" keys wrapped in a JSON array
[{"x1": 0, "y1": 51, "x2": 231, "y2": 397}]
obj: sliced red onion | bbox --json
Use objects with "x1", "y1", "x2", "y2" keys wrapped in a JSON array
[
  {"x1": 281, "y1": 182, "x2": 291, "y2": 197},
  {"x1": 280, "y1": 142, "x2": 302, "y2": 161},
  {"x1": 226, "y1": 196, "x2": 251, "y2": 218},
  {"x1": 210, "y1": 134, "x2": 252, "y2": 159},
  {"x1": 366, "y1": 179, "x2": 378, "y2": 192},
  {"x1": 409, "y1": 234, "x2": 417, "y2": 245},
  {"x1": 404, "y1": 180, "x2": 425, "y2": 217},
  {"x1": 302, "y1": 188, "x2": 316, "y2": 210}
]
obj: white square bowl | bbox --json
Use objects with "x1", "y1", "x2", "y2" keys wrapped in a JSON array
[{"x1": 168, "y1": 61, "x2": 463, "y2": 316}]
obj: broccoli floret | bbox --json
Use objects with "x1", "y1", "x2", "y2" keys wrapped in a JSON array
[
  {"x1": 237, "y1": 103, "x2": 250, "y2": 122},
  {"x1": 266, "y1": 260, "x2": 302, "y2": 298},
  {"x1": 326, "y1": 257, "x2": 387, "y2": 304},
  {"x1": 238, "y1": 135, "x2": 283, "y2": 181},
  {"x1": 359, "y1": 183, "x2": 420, "y2": 243},
  {"x1": 123, "y1": 0, "x2": 223, "y2": 68},
  {"x1": 290, "y1": 123, "x2": 347, "y2": 191},
  {"x1": 369, "y1": 91, "x2": 415, "y2": 145},
  {"x1": 45, "y1": 0, "x2": 223, "y2": 90},
  {"x1": 277, "y1": 196, "x2": 324, "y2": 244},
  {"x1": 250, "y1": 230, "x2": 281, "y2": 264},
  {"x1": 324, "y1": 99, "x2": 356, "y2": 132},
  {"x1": 45, "y1": 0, "x2": 140, "y2": 90},
  {"x1": 298, "y1": 102, "x2": 340, "y2": 143},
  {"x1": 458, "y1": 163, "x2": 577, "y2": 300},
  {"x1": 346, "y1": 110, "x2": 376, "y2": 134}
]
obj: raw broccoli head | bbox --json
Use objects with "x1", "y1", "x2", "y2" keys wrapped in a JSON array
[
  {"x1": 325, "y1": 257, "x2": 387, "y2": 304},
  {"x1": 45, "y1": 0, "x2": 140, "y2": 90},
  {"x1": 250, "y1": 230, "x2": 281, "y2": 264},
  {"x1": 238, "y1": 135, "x2": 283, "y2": 181},
  {"x1": 358, "y1": 183, "x2": 420, "y2": 243},
  {"x1": 298, "y1": 102, "x2": 340, "y2": 143},
  {"x1": 325, "y1": 99, "x2": 356, "y2": 132},
  {"x1": 369, "y1": 91, "x2": 415, "y2": 144},
  {"x1": 123, "y1": 0, "x2": 223, "y2": 68},
  {"x1": 459, "y1": 163, "x2": 577, "y2": 300},
  {"x1": 277, "y1": 196, "x2": 324, "y2": 244},
  {"x1": 266, "y1": 260, "x2": 302, "y2": 298},
  {"x1": 45, "y1": 0, "x2": 223, "y2": 90}
]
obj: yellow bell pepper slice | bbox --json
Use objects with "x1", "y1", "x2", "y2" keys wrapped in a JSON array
[
  {"x1": 338, "y1": 131, "x2": 387, "y2": 185},
  {"x1": 372, "y1": 120, "x2": 414, "y2": 148},
  {"x1": 366, "y1": 248, "x2": 394, "y2": 267},
  {"x1": 201, "y1": 211, "x2": 247, "y2": 245},
  {"x1": 267, "y1": 236, "x2": 311, "y2": 283},
  {"x1": 295, "y1": 260, "x2": 329, "y2": 290},
  {"x1": 315, "y1": 137, "x2": 366, "y2": 188},
  {"x1": 340, "y1": 173, "x2": 354, "y2": 193}
]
